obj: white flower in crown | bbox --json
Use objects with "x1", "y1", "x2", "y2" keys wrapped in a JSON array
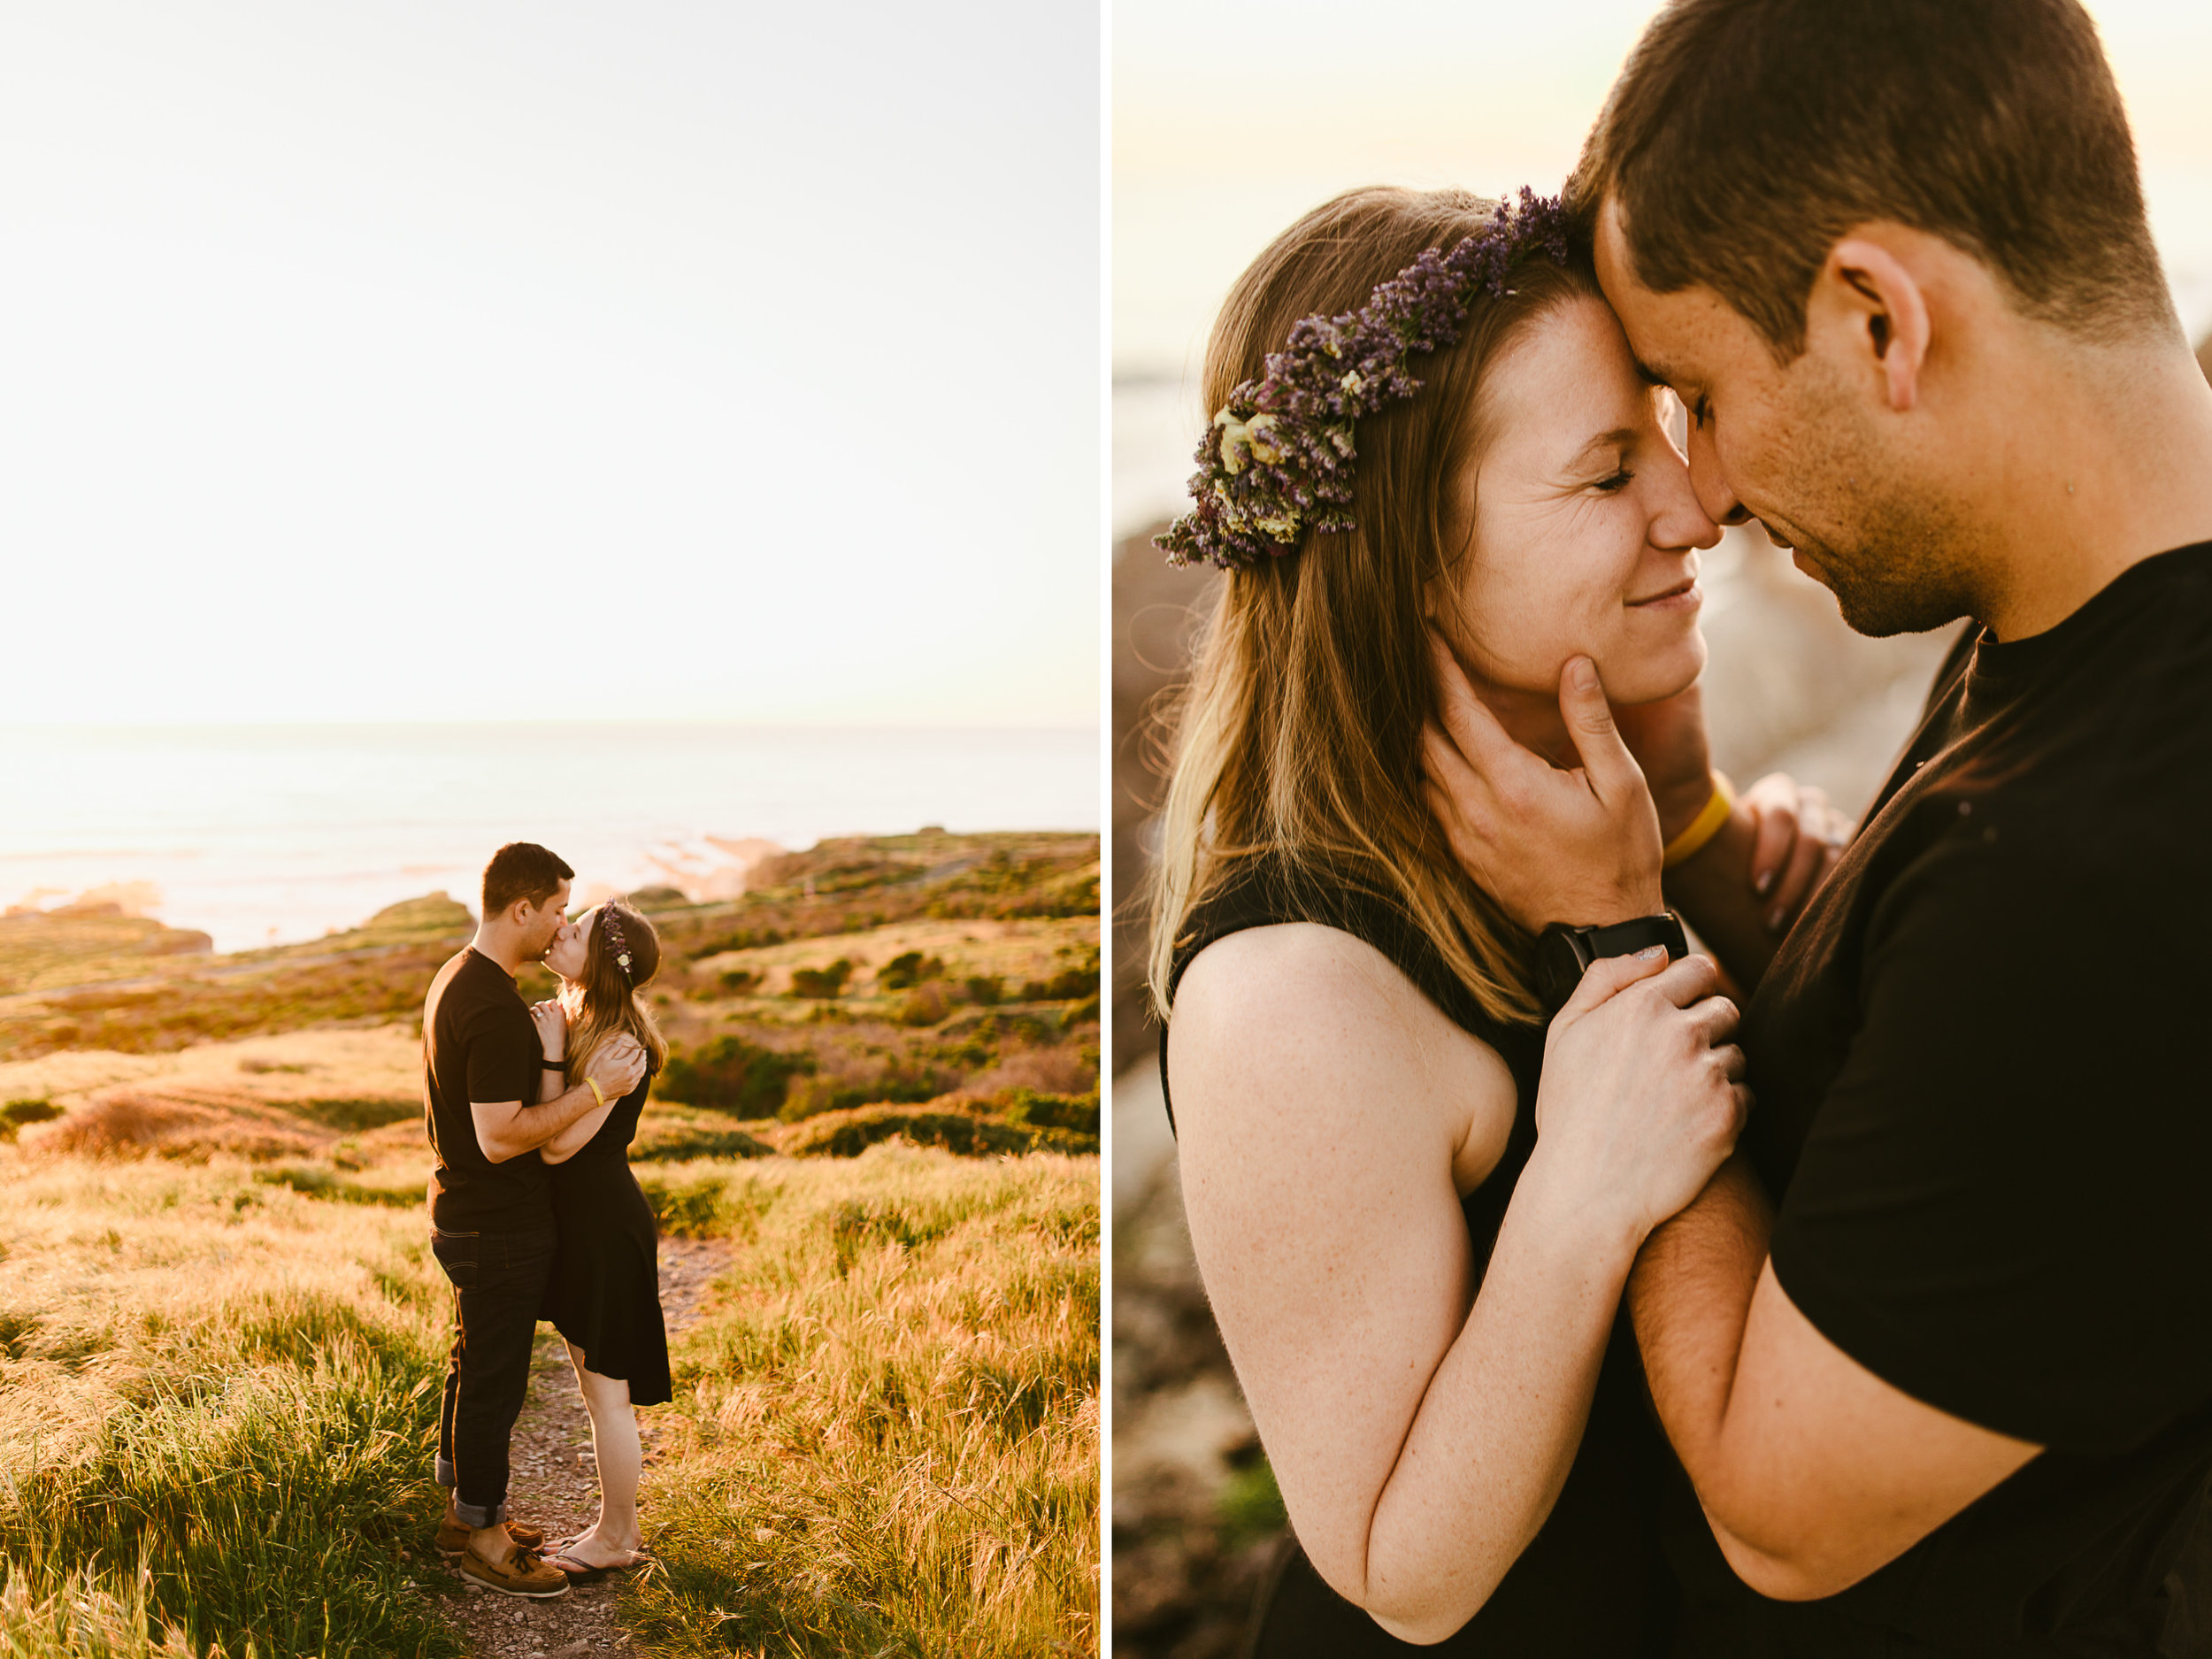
[{"x1": 618, "y1": 953, "x2": 632, "y2": 972}]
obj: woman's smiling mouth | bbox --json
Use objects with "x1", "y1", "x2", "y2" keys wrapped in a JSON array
[{"x1": 1627, "y1": 578, "x2": 1701, "y2": 610}]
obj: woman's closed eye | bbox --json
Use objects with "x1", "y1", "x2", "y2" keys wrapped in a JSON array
[{"x1": 1593, "y1": 466, "x2": 1636, "y2": 495}]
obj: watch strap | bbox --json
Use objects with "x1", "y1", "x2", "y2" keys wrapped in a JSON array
[
  {"x1": 1536, "y1": 911, "x2": 1688, "y2": 1016},
  {"x1": 1576, "y1": 912, "x2": 1688, "y2": 965}
]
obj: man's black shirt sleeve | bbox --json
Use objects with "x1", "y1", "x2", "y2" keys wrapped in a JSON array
[{"x1": 462, "y1": 1002, "x2": 538, "y2": 1118}]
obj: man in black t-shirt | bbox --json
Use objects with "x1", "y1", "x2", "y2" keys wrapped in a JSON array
[
  {"x1": 1418, "y1": 2, "x2": 2212, "y2": 1652},
  {"x1": 424, "y1": 841, "x2": 644, "y2": 1600}
]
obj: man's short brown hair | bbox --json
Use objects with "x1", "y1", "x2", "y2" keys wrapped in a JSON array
[
  {"x1": 1570, "y1": 0, "x2": 2176, "y2": 357},
  {"x1": 481, "y1": 842, "x2": 573, "y2": 919}
]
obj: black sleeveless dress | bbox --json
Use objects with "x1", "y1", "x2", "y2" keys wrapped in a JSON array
[
  {"x1": 540, "y1": 1064, "x2": 672, "y2": 1407},
  {"x1": 1163, "y1": 858, "x2": 1678, "y2": 1657}
]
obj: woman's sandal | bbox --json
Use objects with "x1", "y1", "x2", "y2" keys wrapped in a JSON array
[{"x1": 546, "y1": 1545, "x2": 652, "y2": 1584}]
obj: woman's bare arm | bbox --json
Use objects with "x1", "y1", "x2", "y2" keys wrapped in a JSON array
[
  {"x1": 1172, "y1": 925, "x2": 1745, "y2": 1643},
  {"x1": 532, "y1": 1000, "x2": 567, "y2": 1108},
  {"x1": 540, "y1": 1033, "x2": 634, "y2": 1164}
]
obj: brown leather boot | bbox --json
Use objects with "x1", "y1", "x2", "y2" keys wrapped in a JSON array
[{"x1": 457, "y1": 1538, "x2": 569, "y2": 1599}]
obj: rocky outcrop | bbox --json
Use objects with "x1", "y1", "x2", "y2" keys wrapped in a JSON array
[{"x1": 0, "y1": 910, "x2": 212, "y2": 996}]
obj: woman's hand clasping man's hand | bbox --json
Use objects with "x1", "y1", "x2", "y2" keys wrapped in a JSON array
[
  {"x1": 1740, "y1": 772, "x2": 1850, "y2": 933},
  {"x1": 530, "y1": 999, "x2": 565, "y2": 1063},
  {"x1": 531, "y1": 998, "x2": 648, "y2": 1105},
  {"x1": 1531, "y1": 947, "x2": 1750, "y2": 1245}
]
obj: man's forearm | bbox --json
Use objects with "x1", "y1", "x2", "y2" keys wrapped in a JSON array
[
  {"x1": 1627, "y1": 1155, "x2": 1773, "y2": 1503},
  {"x1": 1630, "y1": 1164, "x2": 2040, "y2": 1598},
  {"x1": 484, "y1": 1079, "x2": 605, "y2": 1160}
]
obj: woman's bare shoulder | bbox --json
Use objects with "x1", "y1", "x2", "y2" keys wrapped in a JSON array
[
  {"x1": 1171, "y1": 922, "x2": 1517, "y2": 1184},
  {"x1": 1176, "y1": 920, "x2": 1423, "y2": 1027}
]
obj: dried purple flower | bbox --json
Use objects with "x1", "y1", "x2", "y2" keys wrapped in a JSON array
[
  {"x1": 599, "y1": 905, "x2": 633, "y2": 979},
  {"x1": 1158, "y1": 188, "x2": 1573, "y2": 572}
]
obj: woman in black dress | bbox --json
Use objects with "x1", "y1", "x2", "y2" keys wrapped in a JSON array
[
  {"x1": 1148, "y1": 187, "x2": 1834, "y2": 1653},
  {"x1": 529, "y1": 898, "x2": 671, "y2": 1578}
]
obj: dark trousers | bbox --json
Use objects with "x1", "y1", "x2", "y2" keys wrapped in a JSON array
[{"x1": 430, "y1": 1220, "x2": 554, "y2": 1527}]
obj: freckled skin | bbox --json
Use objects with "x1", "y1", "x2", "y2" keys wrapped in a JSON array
[{"x1": 1440, "y1": 296, "x2": 1724, "y2": 717}]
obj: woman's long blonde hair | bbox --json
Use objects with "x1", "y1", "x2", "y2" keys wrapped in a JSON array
[
  {"x1": 561, "y1": 900, "x2": 670, "y2": 1086},
  {"x1": 1146, "y1": 186, "x2": 1601, "y2": 1027}
]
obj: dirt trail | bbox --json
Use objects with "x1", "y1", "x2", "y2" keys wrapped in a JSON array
[{"x1": 412, "y1": 1238, "x2": 733, "y2": 1657}]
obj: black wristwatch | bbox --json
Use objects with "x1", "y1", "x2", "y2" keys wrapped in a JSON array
[{"x1": 1535, "y1": 912, "x2": 1688, "y2": 1017}]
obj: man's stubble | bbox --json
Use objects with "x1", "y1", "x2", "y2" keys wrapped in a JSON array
[{"x1": 1763, "y1": 364, "x2": 1988, "y2": 640}]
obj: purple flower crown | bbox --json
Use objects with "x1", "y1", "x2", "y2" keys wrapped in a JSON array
[
  {"x1": 1157, "y1": 188, "x2": 1573, "y2": 572},
  {"x1": 600, "y1": 905, "x2": 633, "y2": 979}
]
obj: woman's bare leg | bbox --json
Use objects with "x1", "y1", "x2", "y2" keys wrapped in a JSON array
[{"x1": 563, "y1": 1339, "x2": 643, "y2": 1563}]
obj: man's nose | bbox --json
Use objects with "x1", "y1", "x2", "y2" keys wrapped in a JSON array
[{"x1": 1688, "y1": 419, "x2": 1751, "y2": 527}]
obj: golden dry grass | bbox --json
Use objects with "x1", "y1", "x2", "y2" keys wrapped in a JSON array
[
  {"x1": 0, "y1": 1137, "x2": 1099, "y2": 1658},
  {"x1": 620, "y1": 1148, "x2": 1100, "y2": 1656}
]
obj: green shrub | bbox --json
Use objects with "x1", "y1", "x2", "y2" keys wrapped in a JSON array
[
  {"x1": 657, "y1": 1035, "x2": 814, "y2": 1118},
  {"x1": 718, "y1": 968, "x2": 761, "y2": 995},
  {"x1": 290, "y1": 1096, "x2": 416, "y2": 1132},
  {"x1": 686, "y1": 925, "x2": 785, "y2": 959},
  {"x1": 789, "y1": 958, "x2": 854, "y2": 999},
  {"x1": 635, "y1": 1171, "x2": 730, "y2": 1238},
  {"x1": 4, "y1": 1097, "x2": 61, "y2": 1125},
  {"x1": 631, "y1": 1113, "x2": 772, "y2": 1163},
  {"x1": 253, "y1": 1163, "x2": 336, "y2": 1196},
  {"x1": 877, "y1": 951, "x2": 946, "y2": 992},
  {"x1": 1018, "y1": 966, "x2": 1096, "y2": 1002},
  {"x1": 964, "y1": 974, "x2": 1004, "y2": 1007},
  {"x1": 998, "y1": 1088, "x2": 1101, "y2": 1137},
  {"x1": 779, "y1": 1076, "x2": 870, "y2": 1123},
  {"x1": 778, "y1": 1054, "x2": 951, "y2": 1125},
  {"x1": 897, "y1": 983, "x2": 949, "y2": 1026},
  {"x1": 787, "y1": 1108, "x2": 1037, "y2": 1160}
]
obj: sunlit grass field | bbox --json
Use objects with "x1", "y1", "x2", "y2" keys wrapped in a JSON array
[{"x1": 0, "y1": 1145, "x2": 1099, "y2": 1657}]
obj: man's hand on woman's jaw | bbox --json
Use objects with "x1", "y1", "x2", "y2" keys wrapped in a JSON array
[
  {"x1": 1421, "y1": 633, "x2": 1665, "y2": 929},
  {"x1": 1423, "y1": 636, "x2": 1849, "y2": 990}
]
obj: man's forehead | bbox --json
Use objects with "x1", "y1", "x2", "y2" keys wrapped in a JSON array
[{"x1": 1594, "y1": 199, "x2": 1728, "y2": 388}]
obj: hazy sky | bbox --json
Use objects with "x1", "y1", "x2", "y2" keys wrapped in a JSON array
[
  {"x1": 0, "y1": 1, "x2": 1100, "y2": 726},
  {"x1": 1116, "y1": 0, "x2": 2212, "y2": 380}
]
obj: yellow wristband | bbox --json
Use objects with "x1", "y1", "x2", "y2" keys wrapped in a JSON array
[
  {"x1": 1662, "y1": 772, "x2": 1735, "y2": 869},
  {"x1": 587, "y1": 1077, "x2": 606, "y2": 1109}
]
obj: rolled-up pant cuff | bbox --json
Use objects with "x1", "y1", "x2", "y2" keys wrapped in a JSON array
[
  {"x1": 450, "y1": 1494, "x2": 506, "y2": 1529},
  {"x1": 438, "y1": 1443, "x2": 508, "y2": 1527}
]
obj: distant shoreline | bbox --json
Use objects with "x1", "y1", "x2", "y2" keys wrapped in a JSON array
[{"x1": 1, "y1": 726, "x2": 1100, "y2": 953}]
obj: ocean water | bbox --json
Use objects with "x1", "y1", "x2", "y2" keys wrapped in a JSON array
[{"x1": 0, "y1": 725, "x2": 1097, "y2": 954}]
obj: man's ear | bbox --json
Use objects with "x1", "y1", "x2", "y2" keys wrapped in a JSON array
[{"x1": 1814, "y1": 234, "x2": 1931, "y2": 413}]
